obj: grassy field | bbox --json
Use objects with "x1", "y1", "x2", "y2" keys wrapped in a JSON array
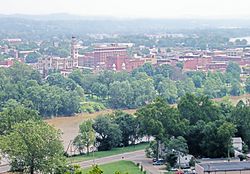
[
  {"x1": 68, "y1": 142, "x2": 148, "y2": 163},
  {"x1": 82, "y1": 160, "x2": 144, "y2": 174}
]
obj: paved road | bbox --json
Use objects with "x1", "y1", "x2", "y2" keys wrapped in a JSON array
[
  {"x1": 0, "y1": 150, "x2": 162, "y2": 174},
  {"x1": 76, "y1": 150, "x2": 162, "y2": 174},
  {"x1": 0, "y1": 164, "x2": 10, "y2": 174}
]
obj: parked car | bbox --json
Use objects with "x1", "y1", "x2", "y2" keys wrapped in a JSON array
[
  {"x1": 153, "y1": 159, "x2": 164, "y2": 165},
  {"x1": 175, "y1": 170, "x2": 184, "y2": 174},
  {"x1": 152, "y1": 158, "x2": 163, "y2": 162}
]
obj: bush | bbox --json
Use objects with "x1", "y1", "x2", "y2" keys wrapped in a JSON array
[{"x1": 81, "y1": 102, "x2": 106, "y2": 113}]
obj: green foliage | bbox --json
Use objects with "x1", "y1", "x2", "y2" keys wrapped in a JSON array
[
  {"x1": 166, "y1": 136, "x2": 189, "y2": 155},
  {"x1": 86, "y1": 165, "x2": 103, "y2": 174},
  {"x1": 0, "y1": 63, "x2": 80, "y2": 118},
  {"x1": 113, "y1": 111, "x2": 139, "y2": 146},
  {"x1": 145, "y1": 141, "x2": 157, "y2": 158},
  {"x1": 166, "y1": 153, "x2": 178, "y2": 167},
  {"x1": 0, "y1": 120, "x2": 65, "y2": 174},
  {"x1": 157, "y1": 79, "x2": 178, "y2": 104},
  {"x1": 25, "y1": 52, "x2": 41, "y2": 63},
  {"x1": 230, "y1": 82, "x2": 241, "y2": 96},
  {"x1": 81, "y1": 102, "x2": 106, "y2": 113},
  {"x1": 178, "y1": 94, "x2": 220, "y2": 124},
  {"x1": 83, "y1": 161, "x2": 141, "y2": 174},
  {"x1": 226, "y1": 62, "x2": 241, "y2": 80},
  {"x1": 245, "y1": 77, "x2": 250, "y2": 93},
  {"x1": 73, "y1": 120, "x2": 96, "y2": 155},
  {"x1": 109, "y1": 81, "x2": 134, "y2": 108},
  {"x1": 231, "y1": 101, "x2": 250, "y2": 146},
  {"x1": 93, "y1": 116, "x2": 122, "y2": 151},
  {"x1": 0, "y1": 99, "x2": 39, "y2": 135}
]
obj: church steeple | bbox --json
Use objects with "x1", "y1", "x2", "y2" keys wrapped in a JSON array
[{"x1": 71, "y1": 36, "x2": 79, "y2": 67}]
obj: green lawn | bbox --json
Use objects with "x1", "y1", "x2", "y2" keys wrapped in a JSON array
[
  {"x1": 82, "y1": 160, "x2": 144, "y2": 174},
  {"x1": 68, "y1": 142, "x2": 149, "y2": 163}
]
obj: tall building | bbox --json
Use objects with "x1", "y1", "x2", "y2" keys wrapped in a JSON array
[
  {"x1": 36, "y1": 37, "x2": 80, "y2": 77},
  {"x1": 93, "y1": 44, "x2": 128, "y2": 68},
  {"x1": 71, "y1": 36, "x2": 79, "y2": 67}
]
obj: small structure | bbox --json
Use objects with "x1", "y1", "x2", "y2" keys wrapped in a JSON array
[
  {"x1": 232, "y1": 137, "x2": 243, "y2": 152},
  {"x1": 195, "y1": 161, "x2": 250, "y2": 174},
  {"x1": 178, "y1": 154, "x2": 194, "y2": 168}
]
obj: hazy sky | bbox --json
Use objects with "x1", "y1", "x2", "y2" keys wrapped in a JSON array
[{"x1": 1, "y1": 0, "x2": 250, "y2": 18}]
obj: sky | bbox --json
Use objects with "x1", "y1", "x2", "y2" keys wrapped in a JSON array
[{"x1": 1, "y1": 0, "x2": 250, "y2": 19}]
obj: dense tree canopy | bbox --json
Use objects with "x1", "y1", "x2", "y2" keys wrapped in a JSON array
[{"x1": 0, "y1": 120, "x2": 65, "y2": 174}]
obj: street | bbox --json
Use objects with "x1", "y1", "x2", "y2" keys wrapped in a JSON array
[
  {"x1": 0, "y1": 150, "x2": 162, "y2": 174},
  {"x1": 76, "y1": 150, "x2": 163, "y2": 174}
]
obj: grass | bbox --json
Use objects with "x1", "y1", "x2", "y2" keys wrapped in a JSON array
[
  {"x1": 82, "y1": 160, "x2": 144, "y2": 174},
  {"x1": 67, "y1": 142, "x2": 149, "y2": 163}
]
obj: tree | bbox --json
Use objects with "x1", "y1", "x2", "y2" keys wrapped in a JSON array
[
  {"x1": 203, "y1": 76, "x2": 227, "y2": 98},
  {"x1": 86, "y1": 165, "x2": 103, "y2": 174},
  {"x1": 109, "y1": 81, "x2": 134, "y2": 109},
  {"x1": 73, "y1": 120, "x2": 95, "y2": 155},
  {"x1": 217, "y1": 122, "x2": 237, "y2": 158},
  {"x1": 165, "y1": 136, "x2": 189, "y2": 168},
  {"x1": 230, "y1": 82, "x2": 241, "y2": 96},
  {"x1": 199, "y1": 120, "x2": 236, "y2": 158},
  {"x1": 138, "y1": 63, "x2": 155, "y2": 76},
  {"x1": 114, "y1": 111, "x2": 139, "y2": 146},
  {"x1": 155, "y1": 64, "x2": 174, "y2": 78},
  {"x1": 157, "y1": 79, "x2": 177, "y2": 104},
  {"x1": 232, "y1": 101, "x2": 250, "y2": 146},
  {"x1": 91, "y1": 82, "x2": 108, "y2": 100},
  {"x1": 192, "y1": 75, "x2": 203, "y2": 88},
  {"x1": 176, "y1": 78, "x2": 195, "y2": 97},
  {"x1": 178, "y1": 94, "x2": 220, "y2": 124},
  {"x1": 0, "y1": 121, "x2": 65, "y2": 174},
  {"x1": 245, "y1": 77, "x2": 250, "y2": 93},
  {"x1": 25, "y1": 52, "x2": 41, "y2": 63},
  {"x1": 0, "y1": 99, "x2": 39, "y2": 135},
  {"x1": 131, "y1": 79, "x2": 156, "y2": 107},
  {"x1": 93, "y1": 116, "x2": 122, "y2": 151},
  {"x1": 47, "y1": 73, "x2": 77, "y2": 91},
  {"x1": 136, "y1": 98, "x2": 183, "y2": 160},
  {"x1": 226, "y1": 62, "x2": 241, "y2": 80}
]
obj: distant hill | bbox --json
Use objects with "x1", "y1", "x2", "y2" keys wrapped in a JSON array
[{"x1": 1, "y1": 14, "x2": 250, "y2": 39}]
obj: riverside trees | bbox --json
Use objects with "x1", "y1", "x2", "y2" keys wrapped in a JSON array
[
  {"x1": 0, "y1": 121, "x2": 65, "y2": 174},
  {"x1": 0, "y1": 104, "x2": 66, "y2": 174},
  {"x1": 73, "y1": 94, "x2": 245, "y2": 160},
  {"x1": 0, "y1": 61, "x2": 246, "y2": 118},
  {"x1": 138, "y1": 95, "x2": 242, "y2": 160}
]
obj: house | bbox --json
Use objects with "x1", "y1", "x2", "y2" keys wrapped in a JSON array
[{"x1": 195, "y1": 161, "x2": 250, "y2": 174}]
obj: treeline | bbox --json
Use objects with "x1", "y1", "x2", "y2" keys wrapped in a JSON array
[
  {"x1": 0, "y1": 99, "x2": 120, "y2": 174},
  {"x1": 69, "y1": 62, "x2": 247, "y2": 109},
  {"x1": 73, "y1": 94, "x2": 250, "y2": 161},
  {"x1": 0, "y1": 61, "x2": 248, "y2": 117},
  {"x1": 0, "y1": 63, "x2": 82, "y2": 117}
]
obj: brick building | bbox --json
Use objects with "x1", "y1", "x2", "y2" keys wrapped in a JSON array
[
  {"x1": 36, "y1": 37, "x2": 79, "y2": 77},
  {"x1": 93, "y1": 44, "x2": 128, "y2": 68}
]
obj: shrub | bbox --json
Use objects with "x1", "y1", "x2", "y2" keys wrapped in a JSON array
[{"x1": 81, "y1": 102, "x2": 106, "y2": 113}]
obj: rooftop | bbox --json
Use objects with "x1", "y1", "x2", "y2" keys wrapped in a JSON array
[{"x1": 199, "y1": 161, "x2": 250, "y2": 172}]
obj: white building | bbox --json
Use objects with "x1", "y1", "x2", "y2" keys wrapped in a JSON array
[{"x1": 232, "y1": 137, "x2": 243, "y2": 152}]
